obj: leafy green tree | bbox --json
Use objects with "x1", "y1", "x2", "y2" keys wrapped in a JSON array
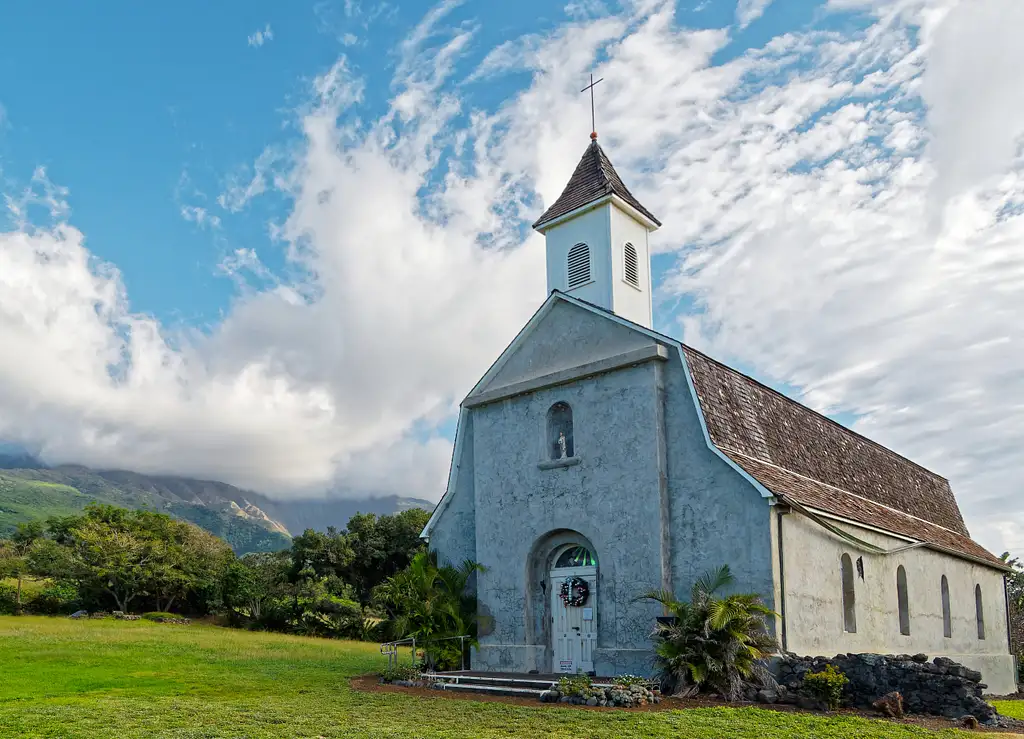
[
  {"x1": 287, "y1": 527, "x2": 354, "y2": 584},
  {"x1": 1002, "y1": 552, "x2": 1023, "y2": 670},
  {"x1": 146, "y1": 518, "x2": 234, "y2": 613},
  {"x1": 641, "y1": 565, "x2": 778, "y2": 700},
  {"x1": 292, "y1": 576, "x2": 364, "y2": 638},
  {"x1": 0, "y1": 521, "x2": 44, "y2": 614},
  {"x1": 29, "y1": 504, "x2": 232, "y2": 614},
  {"x1": 374, "y1": 551, "x2": 483, "y2": 670},
  {"x1": 342, "y1": 509, "x2": 430, "y2": 601},
  {"x1": 66, "y1": 513, "x2": 156, "y2": 612},
  {"x1": 222, "y1": 551, "x2": 293, "y2": 626}
]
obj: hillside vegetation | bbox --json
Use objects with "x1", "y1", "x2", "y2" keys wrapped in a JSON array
[
  {"x1": 0, "y1": 452, "x2": 432, "y2": 553},
  {"x1": 0, "y1": 617, "x2": 1001, "y2": 739},
  {"x1": 0, "y1": 502, "x2": 435, "y2": 644},
  {"x1": 0, "y1": 470, "x2": 289, "y2": 555}
]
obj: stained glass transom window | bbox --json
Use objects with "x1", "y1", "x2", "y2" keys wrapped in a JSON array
[{"x1": 555, "y1": 546, "x2": 597, "y2": 568}]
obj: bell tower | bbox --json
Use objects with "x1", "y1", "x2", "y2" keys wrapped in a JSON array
[{"x1": 532, "y1": 135, "x2": 661, "y2": 329}]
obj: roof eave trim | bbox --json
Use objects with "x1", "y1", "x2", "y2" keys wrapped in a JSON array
[
  {"x1": 790, "y1": 501, "x2": 1011, "y2": 572},
  {"x1": 426, "y1": 292, "x2": 772, "y2": 538},
  {"x1": 921, "y1": 542, "x2": 1012, "y2": 571},
  {"x1": 678, "y1": 348, "x2": 777, "y2": 501},
  {"x1": 461, "y1": 295, "x2": 562, "y2": 403},
  {"x1": 533, "y1": 194, "x2": 661, "y2": 233},
  {"x1": 425, "y1": 293, "x2": 569, "y2": 540},
  {"x1": 549, "y1": 292, "x2": 772, "y2": 500},
  {"x1": 421, "y1": 405, "x2": 468, "y2": 541}
]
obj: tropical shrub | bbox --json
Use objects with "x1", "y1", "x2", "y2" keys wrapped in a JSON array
[
  {"x1": 0, "y1": 583, "x2": 16, "y2": 615},
  {"x1": 558, "y1": 672, "x2": 598, "y2": 699},
  {"x1": 374, "y1": 551, "x2": 483, "y2": 671},
  {"x1": 612, "y1": 674, "x2": 650, "y2": 688},
  {"x1": 379, "y1": 663, "x2": 423, "y2": 683},
  {"x1": 31, "y1": 581, "x2": 79, "y2": 614},
  {"x1": 804, "y1": 664, "x2": 849, "y2": 711},
  {"x1": 641, "y1": 565, "x2": 778, "y2": 701}
]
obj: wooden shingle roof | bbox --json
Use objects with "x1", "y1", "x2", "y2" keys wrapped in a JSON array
[
  {"x1": 682, "y1": 346, "x2": 1005, "y2": 568},
  {"x1": 532, "y1": 139, "x2": 661, "y2": 231}
]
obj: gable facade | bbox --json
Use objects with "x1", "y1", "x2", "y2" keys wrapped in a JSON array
[
  {"x1": 424, "y1": 294, "x2": 1017, "y2": 691},
  {"x1": 427, "y1": 296, "x2": 777, "y2": 676}
]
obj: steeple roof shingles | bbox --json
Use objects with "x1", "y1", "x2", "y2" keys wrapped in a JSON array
[{"x1": 532, "y1": 139, "x2": 661, "y2": 230}]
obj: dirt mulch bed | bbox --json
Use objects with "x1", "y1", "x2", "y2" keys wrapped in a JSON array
[{"x1": 351, "y1": 675, "x2": 1023, "y2": 733}]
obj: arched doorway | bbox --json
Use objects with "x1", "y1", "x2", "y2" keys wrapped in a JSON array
[{"x1": 549, "y1": 544, "x2": 598, "y2": 673}]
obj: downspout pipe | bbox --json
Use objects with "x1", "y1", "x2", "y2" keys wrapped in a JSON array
[{"x1": 776, "y1": 505, "x2": 790, "y2": 653}]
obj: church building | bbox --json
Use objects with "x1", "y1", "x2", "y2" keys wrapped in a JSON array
[{"x1": 421, "y1": 134, "x2": 1018, "y2": 694}]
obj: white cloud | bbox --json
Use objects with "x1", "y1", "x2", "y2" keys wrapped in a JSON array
[
  {"x1": 736, "y1": 0, "x2": 773, "y2": 28},
  {"x1": 180, "y1": 205, "x2": 221, "y2": 230},
  {"x1": 3, "y1": 0, "x2": 1024, "y2": 557},
  {"x1": 247, "y1": 24, "x2": 274, "y2": 48},
  {"x1": 217, "y1": 148, "x2": 282, "y2": 213},
  {"x1": 922, "y1": 0, "x2": 1024, "y2": 226}
]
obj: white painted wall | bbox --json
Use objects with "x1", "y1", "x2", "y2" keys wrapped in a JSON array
[
  {"x1": 609, "y1": 204, "x2": 653, "y2": 328},
  {"x1": 778, "y1": 511, "x2": 1017, "y2": 694},
  {"x1": 544, "y1": 205, "x2": 612, "y2": 309},
  {"x1": 543, "y1": 201, "x2": 654, "y2": 328}
]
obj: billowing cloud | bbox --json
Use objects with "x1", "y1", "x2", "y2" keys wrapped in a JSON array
[
  {"x1": 1, "y1": 0, "x2": 1023, "y2": 556},
  {"x1": 736, "y1": 0, "x2": 773, "y2": 28}
]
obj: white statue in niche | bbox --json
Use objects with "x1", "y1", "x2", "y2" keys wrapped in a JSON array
[{"x1": 557, "y1": 431, "x2": 568, "y2": 459}]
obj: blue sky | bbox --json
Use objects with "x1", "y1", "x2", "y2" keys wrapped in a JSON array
[
  {"x1": 0, "y1": 0, "x2": 814, "y2": 327},
  {"x1": 1, "y1": 0, "x2": 1023, "y2": 554}
]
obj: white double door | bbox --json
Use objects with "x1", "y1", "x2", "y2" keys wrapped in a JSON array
[{"x1": 550, "y1": 565, "x2": 597, "y2": 674}]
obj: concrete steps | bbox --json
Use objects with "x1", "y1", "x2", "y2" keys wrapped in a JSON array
[
  {"x1": 433, "y1": 682, "x2": 548, "y2": 698},
  {"x1": 424, "y1": 672, "x2": 613, "y2": 699}
]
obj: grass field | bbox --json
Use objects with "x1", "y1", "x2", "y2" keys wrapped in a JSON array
[
  {"x1": 0, "y1": 616, "x2": 1017, "y2": 738},
  {"x1": 996, "y1": 701, "x2": 1024, "y2": 720}
]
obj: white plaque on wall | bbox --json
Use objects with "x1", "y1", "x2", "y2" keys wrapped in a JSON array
[{"x1": 582, "y1": 607, "x2": 593, "y2": 621}]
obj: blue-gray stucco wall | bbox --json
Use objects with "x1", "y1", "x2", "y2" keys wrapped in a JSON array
[
  {"x1": 662, "y1": 358, "x2": 775, "y2": 606},
  {"x1": 427, "y1": 413, "x2": 477, "y2": 570},
  {"x1": 471, "y1": 362, "x2": 668, "y2": 675},
  {"x1": 428, "y1": 300, "x2": 774, "y2": 677}
]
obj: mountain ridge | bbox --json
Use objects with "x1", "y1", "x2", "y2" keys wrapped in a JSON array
[{"x1": 0, "y1": 452, "x2": 433, "y2": 554}]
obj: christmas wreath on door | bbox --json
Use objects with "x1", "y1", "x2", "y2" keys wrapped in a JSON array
[{"x1": 559, "y1": 576, "x2": 589, "y2": 607}]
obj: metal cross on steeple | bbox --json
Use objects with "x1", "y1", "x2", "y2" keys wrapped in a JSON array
[{"x1": 581, "y1": 73, "x2": 604, "y2": 140}]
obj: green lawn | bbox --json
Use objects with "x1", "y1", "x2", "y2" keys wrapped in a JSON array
[
  {"x1": 0, "y1": 616, "x2": 1012, "y2": 738},
  {"x1": 995, "y1": 701, "x2": 1024, "y2": 720}
]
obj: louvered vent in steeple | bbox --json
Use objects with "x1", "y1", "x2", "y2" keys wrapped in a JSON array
[{"x1": 567, "y1": 243, "x2": 591, "y2": 289}]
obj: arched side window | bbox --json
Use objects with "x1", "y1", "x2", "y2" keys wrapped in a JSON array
[
  {"x1": 896, "y1": 566, "x2": 911, "y2": 635},
  {"x1": 547, "y1": 402, "x2": 574, "y2": 460},
  {"x1": 623, "y1": 242, "x2": 640, "y2": 288},
  {"x1": 841, "y1": 554, "x2": 857, "y2": 633},
  {"x1": 975, "y1": 584, "x2": 986, "y2": 640},
  {"x1": 567, "y1": 243, "x2": 591, "y2": 289},
  {"x1": 941, "y1": 575, "x2": 952, "y2": 638}
]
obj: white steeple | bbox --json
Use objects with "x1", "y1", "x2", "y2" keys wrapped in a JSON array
[{"x1": 532, "y1": 134, "x2": 660, "y2": 329}]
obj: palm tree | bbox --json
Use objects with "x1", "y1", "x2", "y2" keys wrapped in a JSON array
[
  {"x1": 641, "y1": 565, "x2": 778, "y2": 700},
  {"x1": 374, "y1": 551, "x2": 483, "y2": 670}
]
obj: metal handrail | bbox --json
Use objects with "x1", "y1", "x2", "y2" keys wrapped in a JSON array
[
  {"x1": 380, "y1": 637, "x2": 416, "y2": 670},
  {"x1": 380, "y1": 634, "x2": 472, "y2": 672},
  {"x1": 420, "y1": 635, "x2": 471, "y2": 673}
]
